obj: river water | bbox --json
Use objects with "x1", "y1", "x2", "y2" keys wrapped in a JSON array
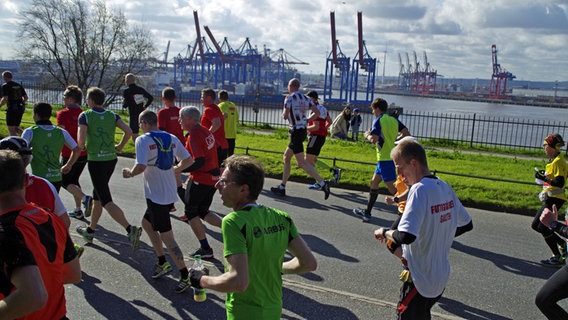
[{"x1": 375, "y1": 93, "x2": 568, "y2": 122}]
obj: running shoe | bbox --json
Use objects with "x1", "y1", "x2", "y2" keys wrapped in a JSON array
[
  {"x1": 76, "y1": 225, "x2": 94, "y2": 243},
  {"x1": 270, "y1": 186, "x2": 286, "y2": 196},
  {"x1": 175, "y1": 276, "x2": 191, "y2": 293},
  {"x1": 68, "y1": 208, "x2": 84, "y2": 219},
  {"x1": 128, "y1": 226, "x2": 143, "y2": 252},
  {"x1": 541, "y1": 255, "x2": 566, "y2": 267},
  {"x1": 308, "y1": 182, "x2": 322, "y2": 190},
  {"x1": 332, "y1": 168, "x2": 342, "y2": 184},
  {"x1": 189, "y1": 247, "x2": 214, "y2": 259},
  {"x1": 353, "y1": 209, "x2": 371, "y2": 223},
  {"x1": 74, "y1": 243, "x2": 84, "y2": 258},
  {"x1": 82, "y1": 195, "x2": 93, "y2": 218},
  {"x1": 322, "y1": 180, "x2": 331, "y2": 200},
  {"x1": 152, "y1": 262, "x2": 173, "y2": 279}
]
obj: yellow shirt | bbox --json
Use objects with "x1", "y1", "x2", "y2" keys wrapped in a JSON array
[{"x1": 544, "y1": 153, "x2": 568, "y2": 200}]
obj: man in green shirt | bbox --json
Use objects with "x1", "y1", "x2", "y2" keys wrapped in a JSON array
[
  {"x1": 188, "y1": 155, "x2": 317, "y2": 319},
  {"x1": 217, "y1": 90, "x2": 239, "y2": 157},
  {"x1": 21, "y1": 102, "x2": 81, "y2": 192},
  {"x1": 75, "y1": 87, "x2": 142, "y2": 252},
  {"x1": 353, "y1": 98, "x2": 410, "y2": 222}
]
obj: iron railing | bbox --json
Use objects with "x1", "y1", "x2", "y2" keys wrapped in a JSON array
[{"x1": 20, "y1": 81, "x2": 568, "y2": 151}]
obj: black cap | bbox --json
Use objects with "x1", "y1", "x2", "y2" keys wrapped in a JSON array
[
  {"x1": 0, "y1": 136, "x2": 32, "y2": 155},
  {"x1": 306, "y1": 90, "x2": 319, "y2": 100},
  {"x1": 544, "y1": 133, "x2": 565, "y2": 149}
]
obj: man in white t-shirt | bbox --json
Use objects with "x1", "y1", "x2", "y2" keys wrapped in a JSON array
[
  {"x1": 122, "y1": 110, "x2": 195, "y2": 293},
  {"x1": 374, "y1": 139, "x2": 473, "y2": 319}
]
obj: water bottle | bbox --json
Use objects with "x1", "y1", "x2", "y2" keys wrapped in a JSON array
[{"x1": 192, "y1": 255, "x2": 207, "y2": 302}]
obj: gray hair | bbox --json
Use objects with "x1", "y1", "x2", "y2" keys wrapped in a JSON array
[{"x1": 180, "y1": 106, "x2": 201, "y2": 122}]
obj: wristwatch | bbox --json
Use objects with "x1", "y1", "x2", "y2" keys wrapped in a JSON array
[
  {"x1": 393, "y1": 196, "x2": 400, "y2": 203},
  {"x1": 550, "y1": 220, "x2": 559, "y2": 231}
]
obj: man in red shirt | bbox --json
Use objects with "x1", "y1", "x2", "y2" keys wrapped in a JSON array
[
  {"x1": 200, "y1": 88, "x2": 228, "y2": 167},
  {"x1": 158, "y1": 87, "x2": 185, "y2": 144},
  {"x1": 158, "y1": 87, "x2": 186, "y2": 208},
  {"x1": 0, "y1": 149, "x2": 81, "y2": 319},
  {"x1": 56, "y1": 85, "x2": 92, "y2": 219},
  {"x1": 178, "y1": 106, "x2": 222, "y2": 260}
]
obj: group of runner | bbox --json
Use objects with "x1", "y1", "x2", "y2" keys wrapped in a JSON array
[{"x1": 2, "y1": 71, "x2": 568, "y2": 319}]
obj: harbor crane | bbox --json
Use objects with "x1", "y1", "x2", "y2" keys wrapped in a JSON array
[
  {"x1": 489, "y1": 44, "x2": 515, "y2": 99},
  {"x1": 349, "y1": 11, "x2": 377, "y2": 103},
  {"x1": 324, "y1": 11, "x2": 350, "y2": 102}
]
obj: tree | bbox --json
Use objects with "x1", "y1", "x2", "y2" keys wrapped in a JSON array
[{"x1": 18, "y1": 0, "x2": 156, "y2": 104}]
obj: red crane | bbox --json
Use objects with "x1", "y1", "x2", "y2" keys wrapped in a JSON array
[{"x1": 489, "y1": 44, "x2": 515, "y2": 99}]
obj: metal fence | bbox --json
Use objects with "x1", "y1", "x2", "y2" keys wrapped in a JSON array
[{"x1": 22, "y1": 81, "x2": 567, "y2": 151}]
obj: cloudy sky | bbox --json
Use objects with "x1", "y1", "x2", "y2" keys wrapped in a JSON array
[{"x1": 1, "y1": 0, "x2": 567, "y2": 82}]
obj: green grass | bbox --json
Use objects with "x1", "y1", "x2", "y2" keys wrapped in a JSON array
[
  {"x1": 235, "y1": 128, "x2": 544, "y2": 215},
  {"x1": 5, "y1": 107, "x2": 548, "y2": 215}
]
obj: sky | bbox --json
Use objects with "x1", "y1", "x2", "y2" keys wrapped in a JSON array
[{"x1": 1, "y1": 0, "x2": 568, "y2": 82}]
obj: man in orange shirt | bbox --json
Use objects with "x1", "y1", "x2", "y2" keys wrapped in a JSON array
[{"x1": 0, "y1": 149, "x2": 81, "y2": 319}]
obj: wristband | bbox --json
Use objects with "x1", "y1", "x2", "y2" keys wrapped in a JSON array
[
  {"x1": 382, "y1": 228, "x2": 390, "y2": 238},
  {"x1": 393, "y1": 196, "x2": 400, "y2": 203}
]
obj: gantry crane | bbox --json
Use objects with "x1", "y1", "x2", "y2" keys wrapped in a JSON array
[
  {"x1": 397, "y1": 50, "x2": 437, "y2": 94},
  {"x1": 489, "y1": 44, "x2": 515, "y2": 99},
  {"x1": 324, "y1": 11, "x2": 350, "y2": 102},
  {"x1": 349, "y1": 11, "x2": 377, "y2": 103}
]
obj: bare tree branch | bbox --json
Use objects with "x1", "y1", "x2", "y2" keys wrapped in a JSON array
[{"x1": 18, "y1": 0, "x2": 156, "y2": 104}]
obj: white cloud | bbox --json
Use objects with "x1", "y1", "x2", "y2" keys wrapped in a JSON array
[{"x1": 0, "y1": 0, "x2": 567, "y2": 81}]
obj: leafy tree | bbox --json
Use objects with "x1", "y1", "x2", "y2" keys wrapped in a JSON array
[{"x1": 18, "y1": 0, "x2": 156, "y2": 104}]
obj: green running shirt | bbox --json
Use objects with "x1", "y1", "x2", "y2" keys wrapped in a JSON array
[
  {"x1": 222, "y1": 205, "x2": 299, "y2": 320},
  {"x1": 84, "y1": 109, "x2": 118, "y2": 161}
]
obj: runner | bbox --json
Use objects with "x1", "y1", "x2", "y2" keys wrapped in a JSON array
[
  {"x1": 123, "y1": 73, "x2": 153, "y2": 143},
  {"x1": 0, "y1": 149, "x2": 81, "y2": 319},
  {"x1": 270, "y1": 78, "x2": 331, "y2": 199},
  {"x1": 75, "y1": 87, "x2": 142, "y2": 252},
  {"x1": 353, "y1": 98, "x2": 410, "y2": 222},
  {"x1": 22, "y1": 102, "x2": 80, "y2": 192},
  {"x1": 0, "y1": 71, "x2": 27, "y2": 136},
  {"x1": 57, "y1": 85, "x2": 92, "y2": 219},
  {"x1": 374, "y1": 139, "x2": 473, "y2": 319},
  {"x1": 178, "y1": 106, "x2": 223, "y2": 259},
  {"x1": 123, "y1": 110, "x2": 194, "y2": 293},
  {"x1": 303, "y1": 90, "x2": 340, "y2": 188}
]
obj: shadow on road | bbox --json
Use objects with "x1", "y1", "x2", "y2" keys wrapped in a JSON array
[
  {"x1": 438, "y1": 296, "x2": 513, "y2": 320},
  {"x1": 282, "y1": 286, "x2": 358, "y2": 320},
  {"x1": 302, "y1": 234, "x2": 359, "y2": 263},
  {"x1": 260, "y1": 190, "x2": 333, "y2": 210},
  {"x1": 452, "y1": 241, "x2": 556, "y2": 280},
  {"x1": 76, "y1": 272, "x2": 154, "y2": 320},
  {"x1": 132, "y1": 294, "x2": 227, "y2": 320}
]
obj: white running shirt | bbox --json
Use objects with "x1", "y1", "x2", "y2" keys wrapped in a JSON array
[
  {"x1": 397, "y1": 176, "x2": 472, "y2": 298},
  {"x1": 135, "y1": 131, "x2": 191, "y2": 205}
]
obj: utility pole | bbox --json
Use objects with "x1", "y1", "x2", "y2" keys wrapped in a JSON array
[{"x1": 381, "y1": 44, "x2": 388, "y2": 85}]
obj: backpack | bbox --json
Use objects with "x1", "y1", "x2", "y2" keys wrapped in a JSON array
[{"x1": 148, "y1": 131, "x2": 174, "y2": 170}]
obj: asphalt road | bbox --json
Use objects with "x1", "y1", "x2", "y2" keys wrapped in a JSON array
[{"x1": 60, "y1": 156, "x2": 564, "y2": 320}]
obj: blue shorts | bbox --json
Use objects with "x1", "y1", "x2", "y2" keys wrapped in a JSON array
[{"x1": 374, "y1": 160, "x2": 396, "y2": 183}]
